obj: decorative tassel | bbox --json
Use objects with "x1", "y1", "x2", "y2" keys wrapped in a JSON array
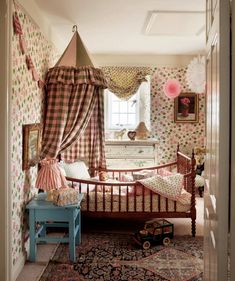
[
  {"x1": 26, "y1": 55, "x2": 34, "y2": 70},
  {"x1": 32, "y1": 68, "x2": 39, "y2": 81},
  {"x1": 19, "y1": 35, "x2": 27, "y2": 54},
  {"x1": 38, "y1": 79, "x2": 44, "y2": 89},
  {"x1": 13, "y1": 12, "x2": 23, "y2": 35}
]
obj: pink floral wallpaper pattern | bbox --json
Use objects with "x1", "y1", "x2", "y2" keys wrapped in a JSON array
[
  {"x1": 11, "y1": 4, "x2": 205, "y2": 270},
  {"x1": 150, "y1": 67, "x2": 205, "y2": 164},
  {"x1": 11, "y1": 4, "x2": 59, "y2": 266}
]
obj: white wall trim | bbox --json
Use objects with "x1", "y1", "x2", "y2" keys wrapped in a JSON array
[
  {"x1": 11, "y1": 253, "x2": 26, "y2": 281},
  {"x1": 0, "y1": 0, "x2": 12, "y2": 280}
]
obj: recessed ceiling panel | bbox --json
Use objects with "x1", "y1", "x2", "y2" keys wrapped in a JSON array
[{"x1": 145, "y1": 11, "x2": 205, "y2": 36}]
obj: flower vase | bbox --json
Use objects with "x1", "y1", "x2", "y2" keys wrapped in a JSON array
[{"x1": 181, "y1": 107, "x2": 189, "y2": 117}]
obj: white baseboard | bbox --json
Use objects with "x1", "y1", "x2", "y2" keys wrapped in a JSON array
[
  {"x1": 11, "y1": 241, "x2": 29, "y2": 281},
  {"x1": 11, "y1": 253, "x2": 25, "y2": 281}
]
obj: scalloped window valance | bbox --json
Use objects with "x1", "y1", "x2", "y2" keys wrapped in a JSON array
[{"x1": 102, "y1": 66, "x2": 151, "y2": 100}]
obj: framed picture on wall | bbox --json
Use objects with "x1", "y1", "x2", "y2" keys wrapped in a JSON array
[
  {"x1": 174, "y1": 92, "x2": 199, "y2": 123},
  {"x1": 22, "y1": 123, "x2": 42, "y2": 170}
]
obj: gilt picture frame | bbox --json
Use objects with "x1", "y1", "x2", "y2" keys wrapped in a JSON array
[
  {"x1": 22, "y1": 123, "x2": 42, "y2": 170},
  {"x1": 174, "y1": 92, "x2": 199, "y2": 123}
]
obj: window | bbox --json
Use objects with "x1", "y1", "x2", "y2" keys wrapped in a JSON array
[
  {"x1": 105, "y1": 91, "x2": 139, "y2": 130},
  {"x1": 105, "y1": 77, "x2": 150, "y2": 130}
]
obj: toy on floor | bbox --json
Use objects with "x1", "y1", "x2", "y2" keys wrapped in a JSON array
[
  {"x1": 194, "y1": 146, "x2": 206, "y2": 197},
  {"x1": 133, "y1": 219, "x2": 174, "y2": 250}
]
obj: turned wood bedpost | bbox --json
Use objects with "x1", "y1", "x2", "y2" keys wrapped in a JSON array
[
  {"x1": 191, "y1": 149, "x2": 196, "y2": 237},
  {"x1": 177, "y1": 144, "x2": 180, "y2": 173}
]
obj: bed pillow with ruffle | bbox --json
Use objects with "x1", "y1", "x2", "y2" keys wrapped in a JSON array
[{"x1": 137, "y1": 173, "x2": 183, "y2": 201}]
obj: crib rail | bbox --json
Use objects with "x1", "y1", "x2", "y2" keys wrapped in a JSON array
[{"x1": 65, "y1": 149, "x2": 196, "y2": 236}]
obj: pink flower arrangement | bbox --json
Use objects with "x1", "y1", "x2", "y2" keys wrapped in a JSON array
[{"x1": 180, "y1": 97, "x2": 190, "y2": 108}]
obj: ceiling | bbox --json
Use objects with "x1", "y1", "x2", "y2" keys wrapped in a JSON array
[{"x1": 34, "y1": 0, "x2": 206, "y2": 55}]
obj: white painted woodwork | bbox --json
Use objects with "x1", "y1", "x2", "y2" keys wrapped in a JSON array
[
  {"x1": 0, "y1": 1, "x2": 11, "y2": 281},
  {"x1": 230, "y1": 1, "x2": 235, "y2": 280},
  {"x1": 204, "y1": 0, "x2": 230, "y2": 280},
  {"x1": 105, "y1": 140, "x2": 158, "y2": 168}
]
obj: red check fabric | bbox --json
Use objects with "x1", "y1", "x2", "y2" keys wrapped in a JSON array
[{"x1": 41, "y1": 66, "x2": 107, "y2": 173}]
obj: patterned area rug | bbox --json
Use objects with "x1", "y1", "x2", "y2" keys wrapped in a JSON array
[{"x1": 39, "y1": 233, "x2": 203, "y2": 281}]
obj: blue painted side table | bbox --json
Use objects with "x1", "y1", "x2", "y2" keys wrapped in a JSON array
[{"x1": 26, "y1": 192, "x2": 84, "y2": 262}]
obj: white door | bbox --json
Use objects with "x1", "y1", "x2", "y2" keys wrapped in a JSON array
[
  {"x1": 230, "y1": 1, "x2": 235, "y2": 280},
  {"x1": 204, "y1": 0, "x2": 230, "y2": 280}
]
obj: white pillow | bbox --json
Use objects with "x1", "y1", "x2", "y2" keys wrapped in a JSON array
[{"x1": 59, "y1": 160, "x2": 90, "y2": 179}]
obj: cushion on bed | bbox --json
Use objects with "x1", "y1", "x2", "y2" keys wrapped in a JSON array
[
  {"x1": 177, "y1": 188, "x2": 191, "y2": 205},
  {"x1": 133, "y1": 170, "x2": 155, "y2": 180},
  {"x1": 157, "y1": 169, "x2": 173, "y2": 177},
  {"x1": 120, "y1": 174, "x2": 134, "y2": 182},
  {"x1": 137, "y1": 173, "x2": 183, "y2": 201},
  {"x1": 59, "y1": 160, "x2": 90, "y2": 179},
  {"x1": 195, "y1": 174, "x2": 205, "y2": 187}
]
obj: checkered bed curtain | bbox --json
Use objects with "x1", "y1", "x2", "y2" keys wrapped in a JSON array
[{"x1": 41, "y1": 66, "x2": 107, "y2": 173}]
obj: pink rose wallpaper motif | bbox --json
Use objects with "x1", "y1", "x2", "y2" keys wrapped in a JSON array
[
  {"x1": 11, "y1": 5, "x2": 205, "y2": 270},
  {"x1": 150, "y1": 67, "x2": 205, "y2": 164}
]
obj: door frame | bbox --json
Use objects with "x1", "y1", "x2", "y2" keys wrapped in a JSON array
[
  {"x1": 0, "y1": 0, "x2": 12, "y2": 280},
  {"x1": 230, "y1": 1, "x2": 235, "y2": 280}
]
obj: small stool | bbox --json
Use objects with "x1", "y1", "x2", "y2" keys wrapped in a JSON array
[{"x1": 26, "y1": 193, "x2": 84, "y2": 262}]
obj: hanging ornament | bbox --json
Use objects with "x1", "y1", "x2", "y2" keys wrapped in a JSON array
[
  {"x1": 38, "y1": 79, "x2": 44, "y2": 89},
  {"x1": 186, "y1": 56, "x2": 205, "y2": 94},
  {"x1": 13, "y1": 12, "x2": 23, "y2": 35},
  {"x1": 26, "y1": 55, "x2": 34, "y2": 70},
  {"x1": 163, "y1": 79, "x2": 181, "y2": 99},
  {"x1": 32, "y1": 68, "x2": 39, "y2": 81},
  {"x1": 19, "y1": 35, "x2": 27, "y2": 54}
]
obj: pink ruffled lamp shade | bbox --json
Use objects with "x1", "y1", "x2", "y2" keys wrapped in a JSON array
[
  {"x1": 35, "y1": 158, "x2": 67, "y2": 195},
  {"x1": 163, "y1": 79, "x2": 181, "y2": 99}
]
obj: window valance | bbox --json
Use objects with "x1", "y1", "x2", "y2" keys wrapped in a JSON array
[{"x1": 102, "y1": 66, "x2": 151, "y2": 100}]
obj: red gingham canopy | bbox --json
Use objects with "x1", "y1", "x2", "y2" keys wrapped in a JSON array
[{"x1": 41, "y1": 66, "x2": 107, "y2": 174}]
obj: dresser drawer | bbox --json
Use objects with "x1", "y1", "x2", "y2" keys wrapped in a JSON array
[
  {"x1": 106, "y1": 158, "x2": 155, "y2": 169},
  {"x1": 105, "y1": 145, "x2": 154, "y2": 158}
]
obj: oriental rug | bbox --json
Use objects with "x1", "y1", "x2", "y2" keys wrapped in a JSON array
[{"x1": 39, "y1": 233, "x2": 203, "y2": 281}]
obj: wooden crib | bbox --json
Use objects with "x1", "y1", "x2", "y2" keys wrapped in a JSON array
[{"x1": 66, "y1": 149, "x2": 197, "y2": 236}]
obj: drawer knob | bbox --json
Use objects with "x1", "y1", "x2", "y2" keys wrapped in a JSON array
[{"x1": 138, "y1": 150, "x2": 144, "y2": 153}]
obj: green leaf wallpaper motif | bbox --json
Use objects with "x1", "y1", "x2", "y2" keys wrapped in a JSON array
[
  {"x1": 11, "y1": 4, "x2": 205, "y2": 271},
  {"x1": 150, "y1": 67, "x2": 205, "y2": 164},
  {"x1": 11, "y1": 5, "x2": 59, "y2": 267}
]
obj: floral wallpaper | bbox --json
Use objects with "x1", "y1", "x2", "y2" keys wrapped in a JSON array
[
  {"x1": 150, "y1": 67, "x2": 205, "y2": 164},
  {"x1": 11, "y1": 3, "x2": 205, "y2": 271},
  {"x1": 11, "y1": 4, "x2": 59, "y2": 267}
]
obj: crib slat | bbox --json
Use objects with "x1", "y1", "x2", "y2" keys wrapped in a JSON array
[
  {"x1": 150, "y1": 190, "x2": 153, "y2": 212},
  {"x1": 126, "y1": 185, "x2": 129, "y2": 212},
  {"x1": 142, "y1": 186, "x2": 145, "y2": 212},
  {"x1": 103, "y1": 185, "x2": 105, "y2": 211},
  {"x1": 166, "y1": 197, "x2": 168, "y2": 212},
  {"x1": 134, "y1": 184, "x2": 137, "y2": 212},
  {"x1": 87, "y1": 184, "x2": 89, "y2": 211},
  {"x1": 111, "y1": 185, "x2": 113, "y2": 212},
  {"x1": 158, "y1": 194, "x2": 160, "y2": 212},
  {"x1": 95, "y1": 185, "x2": 97, "y2": 212},
  {"x1": 119, "y1": 185, "x2": 121, "y2": 212}
]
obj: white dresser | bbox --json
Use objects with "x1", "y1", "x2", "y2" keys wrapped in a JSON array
[{"x1": 105, "y1": 140, "x2": 158, "y2": 168}]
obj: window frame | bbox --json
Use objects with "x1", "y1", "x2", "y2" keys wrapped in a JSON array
[{"x1": 105, "y1": 90, "x2": 140, "y2": 130}]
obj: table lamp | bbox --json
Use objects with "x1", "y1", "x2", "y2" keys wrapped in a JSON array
[{"x1": 35, "y1": 158, "x2": 67, "y2": 201}]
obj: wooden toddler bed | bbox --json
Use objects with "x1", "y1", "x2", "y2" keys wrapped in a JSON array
[{"x1": 66, "y1": 149, "x2": 197, "y2": 236}]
